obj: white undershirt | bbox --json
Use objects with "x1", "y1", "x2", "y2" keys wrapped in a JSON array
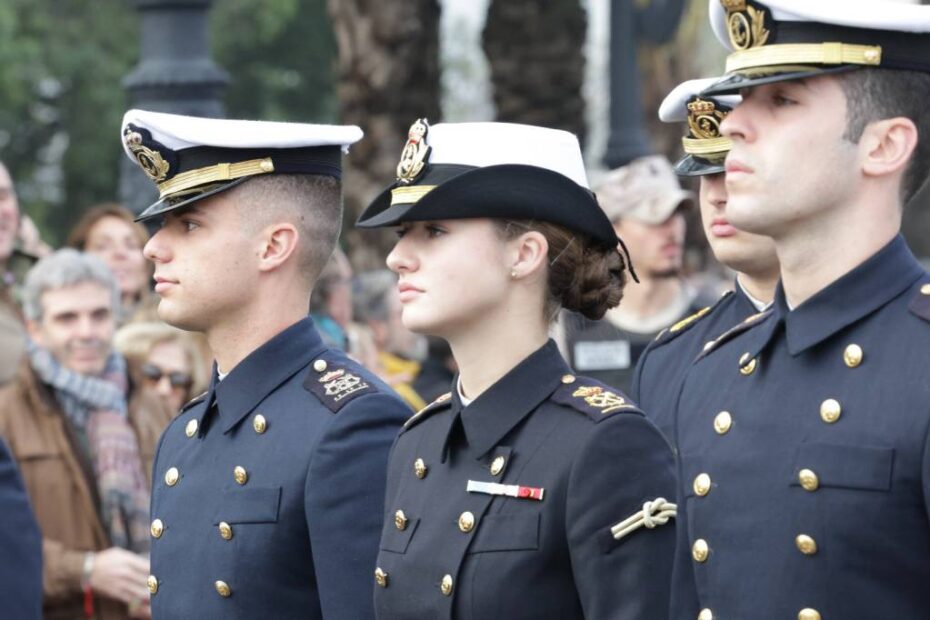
[
  {"x1": 736, "y1": 277, "x2": 772, "y2": 312},
  {"x1": 456, "y1": 377, "x2": 473, "y2": 407}
]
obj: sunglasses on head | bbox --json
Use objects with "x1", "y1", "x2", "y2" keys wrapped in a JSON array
[{"x1": 141, "y1": 363, "x2": 193, "y2": 389}]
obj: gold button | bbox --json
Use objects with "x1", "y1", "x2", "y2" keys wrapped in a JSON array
[
  {"x1": 151, "y1": 518, "x2": 164, "y2": 539},
  {"x1": 185, "y1": 419, "x2": 198, "y2": 438},
  {"x1": 798, "y1": 608, "x2": 821, "y2": 620},
  {"x1": 214, "y1": 580, "x2": 231, "y2": 598},
  {"x1": 798, "y1": 468, "x2": 820, "y2": 492},
  {"x1": 164, "y1": 467, "x2": 179, "y2": 487},
  {"x1": 313, "y1": 359, "x2": 328, "y2": 372},
  {"x1": 253, "y1": 414, "x2": 267, "y2": 434},
  {"x1": 561, "y1": 374, "x2": 576, "y2": 384},
  {"x1": 713, "y1": 411, "x2": 732, "y2": 435},
  {"x1": 489, "y1": 456, "x2": 506, "y2": 476},
  {"x1": 843, "y1": 344, "x2": 863, "y2": 368},
  {"x1": 458, "y1": 511, "x2": 475, "y2": 533},
  {"x1": 692, "y1": 538, "x2": 709, "y2": 562},
  {"x1": 922, "y1": 283, "x2": 930, "y2": 296},
  {"x1": 795, "y1": 534, "x2": 818, "y2": 555},
  {"x1": 394, "y1": 510, "x2": 408, "y2": 531},
  {"x1": 147, "y1": 575, "x2": 158, "y2": 594},
  {"x1": 739, "y1": 353, "x2": 757, "y2": 375},
  {"x1": 375, "y1": 567, "x2": 388, "y2": 588},
  {"x1": 233, "y1": 466, "x2": 248, "y2": 485},
  {"x1": 414, "y1": 458, "x2": 428, "y2": 479},
  {"x1": 693, "y1": 473, "x2": 712, "y2": 497},
  {"x1": 440, "y1": 574, "x2": 454, "y2": 596},
  {"x1": 820, "y1": 398, "x2": 841, "y2": 423},
  {"x1": 218, "y1": 522, "x2": 233, "y2": 540},
  {"x1": 698, "y1": 609, "x2": 714, "y2": 620}
]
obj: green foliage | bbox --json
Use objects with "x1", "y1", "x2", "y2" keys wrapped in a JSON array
[
  {"x1": 0, "y1": 0, "x2": 336, "y2": 246},
  {"x1": 213, "y1": 0, "x2": 337, "y2": 124}
]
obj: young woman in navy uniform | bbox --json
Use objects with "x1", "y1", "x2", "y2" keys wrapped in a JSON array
[{"x1": 357, "y1": 120, "x2": 677, "y2": 619}]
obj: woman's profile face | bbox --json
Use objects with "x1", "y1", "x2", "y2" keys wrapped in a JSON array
[{"x1": 386, "y1": 218, "x2": 514, "y2": 339}]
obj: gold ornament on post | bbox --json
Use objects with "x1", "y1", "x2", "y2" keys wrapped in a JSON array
[{"x1": 396, "y1": 118, "x2": 432, "y2": 185}]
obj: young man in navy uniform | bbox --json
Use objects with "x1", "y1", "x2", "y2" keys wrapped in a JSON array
[
  {"x1": 0, "y1": 436, "x2": 42, "y2": 619},
  {"x1": 672, "y1": 2, "x2": 930, "y2": 619},
  {"x1": 121, "y1": 110, "x2": 409, "y2": 619},
  {"x1": 632, "y1": 77, "x2": 779, "y2": 443}
]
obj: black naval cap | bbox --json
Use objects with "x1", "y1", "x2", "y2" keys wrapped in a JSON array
[
  {"x1": 659, "y1": 77, "x2": 740, "y2": 177},
  {"x1": 355, "y1": 120, "x2": 620, "y2": 249},
  {"x1": 120, "y1": 109, "x2": 363, "y2": 223},
  {"x1": 702, "y1": 0, "x2": 930, "y2": 97}
]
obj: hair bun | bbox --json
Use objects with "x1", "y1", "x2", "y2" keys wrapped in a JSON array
[{"x1": 561, "y1": 245, "x2": 626, "y2": 320}]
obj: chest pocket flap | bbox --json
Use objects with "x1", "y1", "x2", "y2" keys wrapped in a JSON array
[
  {"x1": 213, "y1": 486, "x2": 282, "y2": 524},
  {"x1": 468, "y1": 513, "x2": 540, "y2": 553},
  {"x1": 380, "y1": 516, "x2": 420, "y2": 554},
  {"x1": 791, "y1": 442, "x2": 894, "y2": 492}
]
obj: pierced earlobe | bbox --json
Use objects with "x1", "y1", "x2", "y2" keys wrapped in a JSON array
[{"x1": 510, "y1": 269, "x2": 518, "y2": 279}]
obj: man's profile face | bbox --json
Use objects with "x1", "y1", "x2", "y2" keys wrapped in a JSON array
[
  {"x1": 720, "y1": 75, "x2": 859, "y2": 238},
  {"x1": 0, "y1": 163, "x2": 21, "y2": 263},
  {"x1": 142, "y1": 193, "x2": 259, "y2": 332},
  {"x1": 28, "y1": 281, "x2": 115, "y2": 375}
]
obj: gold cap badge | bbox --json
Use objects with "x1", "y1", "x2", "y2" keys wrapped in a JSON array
[
  {"x1": 395, "y1": 118, "x2": 432, "y2": 185},
  {"x1": 123, "y1": 126, "x2": 171, "y2": 182},
  {"x1": 687, "y1": 99, "x2": 727, "y2": 140},
  {"x1": 720, "y1": 0, "x2": 770, "y2": 51}
]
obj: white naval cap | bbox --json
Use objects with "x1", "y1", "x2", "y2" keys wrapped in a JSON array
[
  {"x1": 659, "y1": 77, "x2": 741, "y2": 177},
  {"x1": 356, "y1": 119, "x2": 620, "y2": 248},
  {"x1": 704, "y1": 0, "x2": 930, "y2": 95},
  {"x1": 120, "y1": 109, "x2": 363, "y2": 222},
  {"x1": 658, "y1": 77, "x2": 741, "y2": 123}
]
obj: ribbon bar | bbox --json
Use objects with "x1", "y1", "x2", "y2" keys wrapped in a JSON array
[{"x1": 467, "y1": 480, "x2": 544, "y2": 501}]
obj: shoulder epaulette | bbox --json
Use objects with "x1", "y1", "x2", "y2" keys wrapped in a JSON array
[
  {"x1": 403, "y1": 392, "x2": 452, "y2": 430},
  {"x1": 550, "y1": 378, "x2": 642, "y2": 422},
  {"x1": 652, "y1": 291, "x2": 735, "y2": 347},
  {"x1": 303, "y1": 356, "x2": 376, "y2": 413},
  {"x1": 179, "y1": 391, "x2": 207, "y2": 414},
  {"x1": 697, "y1": 308, "x2": 771, "y2": 361},
  {"x1": 908, "y1": 281, "x2": 930, "y2": 323}
]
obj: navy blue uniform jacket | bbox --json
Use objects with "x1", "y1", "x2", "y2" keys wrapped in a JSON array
[
  {"x1": 0, "y1": 436, "x2": 42, "y2": 619},
  {"x1": 375, "y1": 340, "x2": 677, "y2": 619},
  {"x1": 672, "y1": 236, "x2": 930, "y2": 619},
  {"x1": 632, "y1": 286, "x2": 760, "y2": 443},
  {"x1": 148, "y1": 317, "x2": 409, "y2": 619}
]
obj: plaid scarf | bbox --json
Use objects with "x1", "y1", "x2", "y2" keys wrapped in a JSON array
[{"x1": 27, "y1": 340, "x2": 150, "y2": 553}]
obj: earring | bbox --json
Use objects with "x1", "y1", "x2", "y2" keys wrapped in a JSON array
[{"x1": 510, "y1": 269, "x2": 518, "y2": 279}]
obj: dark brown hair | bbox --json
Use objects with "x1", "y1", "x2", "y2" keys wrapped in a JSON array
[
  {"x1": 499, "y1": 220, "x2": 626, "y2": 321},
  {"x1": 66, "y1": 203, "x2": 149, "y2": 250}
]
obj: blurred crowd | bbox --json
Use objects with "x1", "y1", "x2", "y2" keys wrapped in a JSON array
[{"x1": 0, "y1": 147, "x2": 726, "y2": 617}]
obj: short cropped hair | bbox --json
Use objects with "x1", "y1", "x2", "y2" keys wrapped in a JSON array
[
  {"x1": 837, "y1": 68, "x2": 930, "y2": 204},
  {"x1": 228, "y1": 174, "x2": 343, "y2": 285},
  {"x1": 22, "y1": 248, "x2": 120, "y2": 321}
]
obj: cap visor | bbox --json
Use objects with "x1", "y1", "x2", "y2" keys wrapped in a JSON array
[
  {"x1": 674, "y1": 155, "x2": 725, "y2": 177},
  {"x1": 134, "y1": 178, "x2": 249, "y2": 223},
  {"x1": 701, "y1": 65, "x2": 860, "y2": 96}
]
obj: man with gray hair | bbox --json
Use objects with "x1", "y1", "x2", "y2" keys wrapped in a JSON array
[{"x1": 0, "y1": 248, "x2": 155, "y2": 618}]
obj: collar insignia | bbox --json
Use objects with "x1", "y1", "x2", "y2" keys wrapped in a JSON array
[{"x1": 395, "y1": 118, "x2": 432, "y2": 185}]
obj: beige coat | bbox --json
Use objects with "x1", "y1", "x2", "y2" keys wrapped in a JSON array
[{"x1": 0, "y1": 362, "x2": 172, "y2": 619}]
